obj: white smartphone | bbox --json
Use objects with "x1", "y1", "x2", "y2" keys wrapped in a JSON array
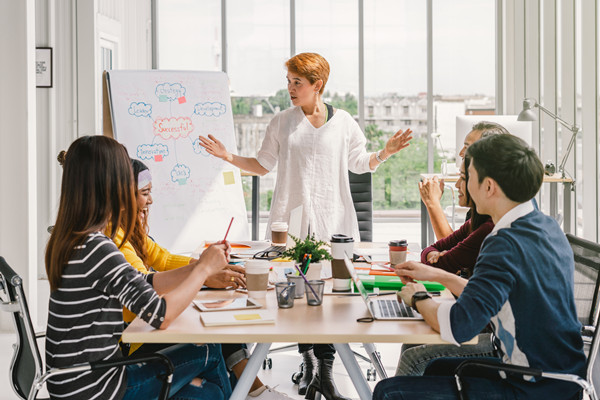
[{"x1": 193, "y1": 297, "x2": 262, "y2": 312}]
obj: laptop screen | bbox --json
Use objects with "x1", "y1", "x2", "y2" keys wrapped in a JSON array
[{"x1": 343, "y1": 255, "x2": 371, "y2": 305}]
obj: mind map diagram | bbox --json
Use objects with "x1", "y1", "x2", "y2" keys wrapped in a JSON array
[{"x1": 127, "y1": 82, "x2": 226, "y2": 185}]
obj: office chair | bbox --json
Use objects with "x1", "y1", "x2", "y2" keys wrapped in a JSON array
[
  {"x1": 453, "y1": 320, "x2": 599, "y2": 400},
  {"x1": 567, "y1": 234, "x2": 600, "y2": 338},
  {"x1": 0, "y1": 256, "x2": 174, "y2": 400},
  {"x1": 453, "y1": 234, "x2": 600, "y2": 400}
]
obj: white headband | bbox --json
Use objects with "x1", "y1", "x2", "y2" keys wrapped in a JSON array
[{"x1": 137, "y1": 169, "x2": 152, "y2": 190}]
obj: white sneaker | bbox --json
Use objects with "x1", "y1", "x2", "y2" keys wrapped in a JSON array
[{"x1": 246, "y1": 385, "x2": 291, "y2": 400}]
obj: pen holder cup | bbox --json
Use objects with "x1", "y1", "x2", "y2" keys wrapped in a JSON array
[
  {"x1": 305, "y1": 280, "x2": 325, "y2": 306},
  {"x1": 286, "y1": 273, "x2": 305, "y2": 298},
  {"x1": 275, "y1": 282, "x2": 296, "y2": 308},
  {"x1": 303, "y1": 263, "x2": 322, "y2": 281}
]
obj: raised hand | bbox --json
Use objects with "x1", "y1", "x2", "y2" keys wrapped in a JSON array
[
  {"x1": 419, "y1": 176, "x2": 444, "y2": 206},
  {"x1": 384, "y1": 128, "x2": 413, "y2": 157},
  {"x1": 198, "y1": 134, "x2": 229, "y2": 160}
]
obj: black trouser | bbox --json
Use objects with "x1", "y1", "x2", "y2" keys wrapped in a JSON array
[{"x1": 298, "y1": 344, "x2": 335, "y2": 360}]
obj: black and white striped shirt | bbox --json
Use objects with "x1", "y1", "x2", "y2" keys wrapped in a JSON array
[{"x1": 45, "y1": 232, "x2": 166, "y2": 400}]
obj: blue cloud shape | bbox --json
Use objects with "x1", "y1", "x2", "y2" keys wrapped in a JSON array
[
  {"x1": 155, "y1": 83, "x2": 186, "y2": 101},
  {"x1": 137, "y1": 143, "x2": 169, "y2": 160},
  {"x1": 192, "y1": 138, "x2": 209, "y2": 156},
  {"x1": 193, "y1": 102, "x2": 226, "y2": 117},
  {"x1": 128, "y1": 102, "x2": 152, "y2": 118},
  {"x1": 171, "y1": 163, "x2": 191, "y2": 182}
]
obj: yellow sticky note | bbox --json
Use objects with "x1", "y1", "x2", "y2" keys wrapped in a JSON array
[
  {"x1": 234, "y1": 313, "x2": 261, "y2": 321},
  {"x1": 223, "y1": 171, "x2": 235, "y2": 185}
]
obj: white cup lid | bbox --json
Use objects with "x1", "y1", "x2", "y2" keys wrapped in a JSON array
[{"x1": 271, "y1": 222, "x2": 288, "y2": 231}]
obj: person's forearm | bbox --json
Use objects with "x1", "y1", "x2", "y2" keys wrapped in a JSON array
[
  {"x1": 426, "y1": 202, "x2": 454, "y2": 240},
  {"x1": 432, "y1": 269, "x2": 468, "y2": 297},
  {"x1": 152, "y1": 263, "x2": 195, "y2": 294},
  {"x1": 414, "y1": 299, "x2": 441, "y2": 332},
  {"x1": 369, "y1": 148, "x2": 390, "y2": 170},
  {"x1": 159, "y1": 265, "x2": 210, "y2": 329},
  {"x1": 225, "y1": 154, "x2": 269, "y2": 176}
]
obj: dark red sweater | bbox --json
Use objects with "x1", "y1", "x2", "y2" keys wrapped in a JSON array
[{"x1": 420, "y1": 217, "x2": 494, "y2": 275}]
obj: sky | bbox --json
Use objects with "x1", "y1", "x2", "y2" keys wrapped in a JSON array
[{"x1": 158, "y1": 0, "x2": 495, "y2": 98}]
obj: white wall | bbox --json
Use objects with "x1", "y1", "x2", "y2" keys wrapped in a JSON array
[
  {"x1": 0, "y1": 0, "x2": 38, "y2": 329},
  {"x1": 0, "y1": 0, "x2": 152, "y2": 331}
]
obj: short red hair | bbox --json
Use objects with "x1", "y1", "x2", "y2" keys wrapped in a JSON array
[{"x1": 285, "y1": 53, "x2": 330, "y2": 95}]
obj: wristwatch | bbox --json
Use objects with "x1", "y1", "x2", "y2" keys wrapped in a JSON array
[
  {"x1": 376, "y1": 150, "x2": 387, "y2": 163},
  {"x1": 411, "y1": 291, "x2": 432, "y2": 312}
]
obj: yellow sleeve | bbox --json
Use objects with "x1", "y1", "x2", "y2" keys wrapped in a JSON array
[
  {"x1": 145, "y1": 236, "x2": 192, "y2": 271},
  {"x1": 112, "y1": 228, "x2": 148, "y2": 274}
]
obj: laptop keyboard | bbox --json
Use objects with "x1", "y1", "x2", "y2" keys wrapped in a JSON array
[
  {"x1": 377, "y1": 299, "x2": 414, "y2": 318},
  {"x1": 263, "y1": 245, "x2": 285, "y2": 253}
]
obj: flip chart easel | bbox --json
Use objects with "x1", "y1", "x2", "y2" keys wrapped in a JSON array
[{"x1": 104, "y1": 70, "x2": 249, "y2": 254}]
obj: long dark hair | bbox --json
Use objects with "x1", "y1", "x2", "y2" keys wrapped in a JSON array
[
  {"x1": 129, "y1": 159, "x2": 150, "y2": 266},
  {"x1": 463, "y1": 156, "x2": 488, "y2": 232},
  {"x1": 45, "y1": 136, "x2": 137, "y2": 291}
]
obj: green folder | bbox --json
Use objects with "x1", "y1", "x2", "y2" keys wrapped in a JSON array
[{"x1": 358, "y1": 274, "x2": 445, "y2": 292}]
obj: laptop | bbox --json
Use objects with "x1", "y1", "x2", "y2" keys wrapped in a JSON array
[
  {"x1": 254, "y1": 205, "x2": 303, "y2": 259},
  {"x1": 343, "y1": 255, "x2": 423, "y2": 320}
]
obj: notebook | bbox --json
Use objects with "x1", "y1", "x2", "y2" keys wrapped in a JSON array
[
  {"x1": 199, "y1": 309, "x2": 276, "y2": 327},
  {"x1": 343, "y1": 255, "x2": 423, "y2": 321},
  {"x1": 193, "y1": 297, "x2": 262, "y2": 312}
]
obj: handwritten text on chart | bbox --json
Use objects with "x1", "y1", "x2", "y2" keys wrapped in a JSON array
[
  {"x1": 153, "y1": 117, "x2": 194, "y2": 140},
  {"x1": 137, "y1": 143, "x2": 169, "y2": 161},
  {"x1": 171, "y1": 163, "x2": 191, "y2": 184},
  {"x1": 194, "y1": 102, "x2": 226, "y2": 117},
  {"x1": 155, "y1": 83, "x2": 186, "y2": 102},
  {"x1": 128, "y1": 102, "x2": 152, "y2": 118}
]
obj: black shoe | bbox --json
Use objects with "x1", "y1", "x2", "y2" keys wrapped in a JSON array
[
  {"x1": 298, "y1": 349, "x2": 317, "y2": 395},
  {"x1": 305, "y1": 358, "x2": 350, "y2": 400}
]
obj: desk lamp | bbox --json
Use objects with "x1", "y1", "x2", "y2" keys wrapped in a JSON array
[{"x1": 517, "y1": 98, "x2": 580, "y2": 178}]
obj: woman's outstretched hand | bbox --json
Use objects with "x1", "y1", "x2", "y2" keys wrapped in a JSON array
[
  {"x1": 198, "y1": 134, "x2": 230, "y2": 161},
  {"x1": 383, "y1": 128, "x2": 413, "y2": 158}
]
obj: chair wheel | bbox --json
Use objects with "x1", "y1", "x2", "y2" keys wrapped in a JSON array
[
  {"x1": 262, "y1": 358, "x2": 272, "y2": 370},
  {"x1": 291, "y1": 371, "x2": 302, "y2": 384},
  {"x1": 366, "y1": 368, "x2": 376, "y2": 381}
]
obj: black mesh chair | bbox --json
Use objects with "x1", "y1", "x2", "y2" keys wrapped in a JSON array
[
  {"x1": 349, "y1": 171, "x2": 373, "y2": 242},
  {"x1": 453, "y1": 234, "x2": 600, "y2": 400},
  {"x1": 568, "y1": 234, "x2": 600, "y2": 340},
  {"x1": 0, "y1": 256, "x2": 174, "y2": 400},
  {"x1": 454, "y1": 319, "x2": 599, "y2": 400}
]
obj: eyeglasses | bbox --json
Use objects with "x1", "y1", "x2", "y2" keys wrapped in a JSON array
[{"x1": 252, "y1": 250, "x2": 282, "y2": 260}]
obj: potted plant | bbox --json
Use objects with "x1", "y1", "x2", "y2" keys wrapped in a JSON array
[{"x1": 282, "y1": 234, "x2": 332, "y2": 280}]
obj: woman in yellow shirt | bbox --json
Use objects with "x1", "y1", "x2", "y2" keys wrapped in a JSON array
[{"x1": 120, "y1": 159, "x2": 286, "y2": 400}]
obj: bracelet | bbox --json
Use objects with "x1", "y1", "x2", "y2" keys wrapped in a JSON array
[{"x1": 376, "y1": 150, "x2": 387, "y2": 163}]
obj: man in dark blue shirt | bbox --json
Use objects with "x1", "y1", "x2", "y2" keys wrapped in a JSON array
[{"x1": 376, "y1": 134, "x2": 586, "y2": 399}]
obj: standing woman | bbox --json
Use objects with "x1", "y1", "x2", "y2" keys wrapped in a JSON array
[
  {"x1": 199, "y1": 52, "x2": 412, "y2": 242},
  {"x1": 199, "y1": 52, "x2": 412, "y2": 400},
  {"x1": 45, "y1": 136, "x2": 232, "y2": 400}
]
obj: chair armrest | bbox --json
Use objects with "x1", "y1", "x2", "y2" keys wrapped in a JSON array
[
  {"x1": 453, "y1": 359, "x2": 590, "y2": 400},
  {"x1": 35, "y1": 354, "x2": 174, "y2": 400}
]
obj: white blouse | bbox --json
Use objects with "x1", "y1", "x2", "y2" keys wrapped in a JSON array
[{"x1": 256, "y1": 106, "x2": 377, "y2": 242}]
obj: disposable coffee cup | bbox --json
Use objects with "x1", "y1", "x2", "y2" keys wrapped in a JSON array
[
  {"x1": 271, "y1": 222, "x2": 288, "y2": 245},
  {"x1": 244, "y1": 260, "x2": 270, "y2": 299},
  {"x1": 389, "y1": 239, "x2": 408, "y2": 267},
  {"x1": 330, "y1": 234, "x2": 354, "y2": 292}
]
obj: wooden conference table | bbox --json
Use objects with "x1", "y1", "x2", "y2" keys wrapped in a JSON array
[
  {"x1": 420, "y1": 173, "x2": 574, "y2": 248},
  {"x1": 122, "y1": 281, "x2": 456, "y2": 400}
]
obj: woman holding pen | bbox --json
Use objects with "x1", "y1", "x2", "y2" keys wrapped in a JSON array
[
  {"x1": 45, "y1": 136, "x2": 231, "y2": 400},
  {"x1": 200, "y1": 52, "x2": 412, "y2": 400}
]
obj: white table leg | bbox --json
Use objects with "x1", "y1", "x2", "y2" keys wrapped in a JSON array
[
  {"x1": 362, "y1": 342, "x2": 388, "y2": 379},
  {"x1": 230, "y1": 342, "x2": 272, "y2": 400},
  {"x1": 333, "y1": 343, "x2": 372, "y2": 400}
]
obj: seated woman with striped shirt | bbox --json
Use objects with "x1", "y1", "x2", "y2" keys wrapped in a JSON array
[{"x1": 45, "y1": 135, "x2": 232, "y2": 400}]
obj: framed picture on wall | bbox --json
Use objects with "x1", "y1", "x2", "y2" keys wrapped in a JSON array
[{"x1": 36, "y1": 47, "x2": 52, "y2": 88}]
